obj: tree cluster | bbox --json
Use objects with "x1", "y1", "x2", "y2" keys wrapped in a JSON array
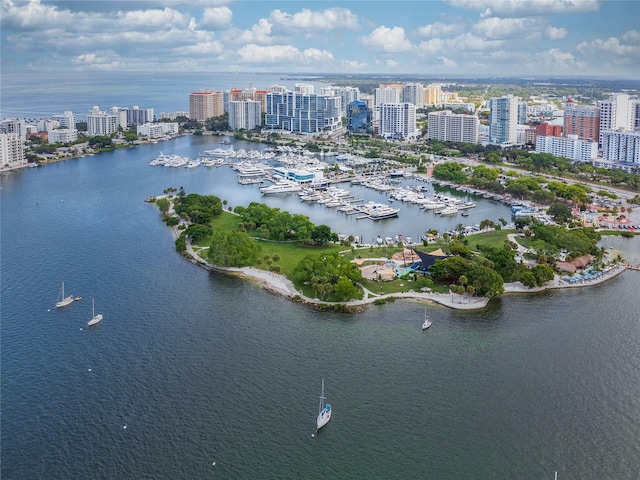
[
  {"x1": 234, "y1": 202, "x2": 332, "y2": 242},
  {"x1": 293, "y1": 252, "x2": 363, "y2": 301}
]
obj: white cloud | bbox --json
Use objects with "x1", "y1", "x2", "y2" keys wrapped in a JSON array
[
  {"x1": 361, "y1": 26, "x2": 414, "y2": 53},
  {"x1": 269, "y1": 7, "x2": 358, "y2": 32},
  {"x1": 473, "y1": 17, "x2": 546, "y2": 39},
  {"x1": 437, "y1": 56, "x2": 458, "y2": 68},
  {"x1": 449, "y1": 32, "x2": 504, "y2": 51},
  {"x1": 230, "y1": 19, "x2": 275, "y2": 45},
  {"x1": 417, "y1": 38, "x2": 445, "y2": 56},
  {"x1": 341, "y1": 59, "x2": 368, "y2": 69},
  {"x1": 236, "y1": 44, "x2": 333, "y2": 65},
  {"x1": 446, "y1": 0, "x2": 600, "y2": 17},
  {"x1": 546, "y1": 26, "x2": 568, "y2": 40},
  {"x1": 200, "y1": 6, "x2": 233, "y2": 29},
  {"x1": 417, "y1": 22, "x2": 465, "y2": 37}
]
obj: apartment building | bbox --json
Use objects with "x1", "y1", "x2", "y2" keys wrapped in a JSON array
[
  {"x1": 427, "y1": 111, "x2": 478, "y2": 143},
  {"x1": 535, "y1": 135, "x2": 598, "y2": 162},
  {"x1": 563, "y1": 99, "x2": 600, "y2": 142},
  {"x1": 228, "y1": 100, "x2": 262, "y2": 131}
]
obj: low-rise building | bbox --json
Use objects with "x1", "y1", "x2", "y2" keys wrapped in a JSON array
[{"x1": 535, "y1": 134, "x2": 598, "y2": 162}]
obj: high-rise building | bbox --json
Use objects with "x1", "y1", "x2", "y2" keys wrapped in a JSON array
[
  {"x1": 87, "y1": 106, "x2": 118, "y2": 136},
  {"x1": 423, "y1": 84, "x2": 442, "y2": 105},
  {"x1": 265, "y1": 92, "x2": 341, "y2": 133},
  {"x1": 379, "y1": 103, "x2": 417, "y2": 140},
  {"x1": 374, "y1": 87, "x2": 401, "y2": 106},
  {"x1": 535, "y1": 135, "x2": 598, "y2": 162},
  {"x1": 320, "y1": 86, "x2": 360, "y2": 116},
  {"x1": 601, "y1": 130, "x2": 640, "y2": 164},
  {"x1": 295, "y1": 83, "x2": 314, "y2": 95},
  {"x1": 52, "y1": 111, "x2": 76, "y2": 129},
  {"x1": 189, "y1": 90, "x2": 224, "y2": 122},
  {"x1": 346, "y1": 100, "x2": 371, "y2": 133},
  {"x1": 228, "y1": 100, "x2": 262, "y2": 131},
  {"x1": 488, "y1": 95, "x2": 519, "y2": 146},
  {"x1": 563, "y1": 99, "x2": 600, "y2": 142},
  {"x1": 0, "y1": 133, "x2": 26, "y2": 167},
  {"x1": 598, "y1": 93, "x2": 635, "y2": 145},
  {"x1": 427, "y1": 111, "x2": 478, "y2": 143},
  {"x1": 402, "y1": 83, "x2": 424, "y2": 106},
  {"x1": 0, "y1": 118, "x2": 27, "y2": 142}
]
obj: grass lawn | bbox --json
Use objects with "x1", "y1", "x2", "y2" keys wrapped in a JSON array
[
  {"x1": 253, "y1": 239, "x2": 344, "y2": 278},
  {"x1": 465, "y1": 229, "x2": 516, "y2": 249}
]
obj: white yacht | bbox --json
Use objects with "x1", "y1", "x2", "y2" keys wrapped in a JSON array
[{"x1": 259, "y1": 180, "x2": 301, "y2": 194}]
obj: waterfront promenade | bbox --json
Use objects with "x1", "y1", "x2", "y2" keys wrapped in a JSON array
[{"x1": 183, "y1": 232, "x2": 628, "y2": 312}]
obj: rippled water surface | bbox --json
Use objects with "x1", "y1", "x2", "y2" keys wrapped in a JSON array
[{"x1": 2, "y1": 138, "x2": 640, "y2": 479}]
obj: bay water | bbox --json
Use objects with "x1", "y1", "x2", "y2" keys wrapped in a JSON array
[{"x1": 2, "y1": 135, "x2": 640, "y2": 479}]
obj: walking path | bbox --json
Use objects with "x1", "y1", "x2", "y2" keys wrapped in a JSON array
[{"x1": 165, "y1": 198, "x2": 628, "y2": 312}]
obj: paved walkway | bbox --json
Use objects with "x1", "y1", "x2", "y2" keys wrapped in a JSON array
[{"x1": 168, "y1": 199, "x2": 627, "y2": 312}]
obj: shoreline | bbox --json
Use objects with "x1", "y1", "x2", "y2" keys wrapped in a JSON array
[{"x1": 171, "y1": 219, "x2": 628, "y2": 312}]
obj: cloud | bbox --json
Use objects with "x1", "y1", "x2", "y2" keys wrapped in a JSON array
[
  {"x1": 269, "y1": 7, "x2": 358, "y2": 32},
  {"x1": 576, "y1": 30, "x2": 640, "y2": 67},
  {"x1": 361, "y1": 26, "x2": 414, "y2": 53},
  {"x1": 341, "y1": 59, "x2": 368, "y2": 69},
  {"x1": 417, "y1": 22, "x2": 466, "y2": 37},
  {"x1": 200, "y1": 6, "x2": 233, "y2": 29},
  {"x1": 446, "y1": 0, "x2": 600, "y2": 17},
  {"x1": 472, "y1": 17, "x2": 546, "y2": 39},
  {"x1": 237, "y1": 44, "x2": 333, "y2": 65},
  {"x1": 230, "y1": 19, "x2": 274, "y2": 45},
  {"x1": 546, "y1": 26, "x2": 568, "y2": 40}
]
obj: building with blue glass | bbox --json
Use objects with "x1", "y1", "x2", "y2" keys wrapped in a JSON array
[{"x1": 346, "y1": 100, "x2": 371, "y2": 133}]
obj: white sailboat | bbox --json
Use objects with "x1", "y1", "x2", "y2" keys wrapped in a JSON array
[
  {"x1": 56, "y1": 281, "x2": 74, "y2": 308},
  {"x1": 88, "y1": 298, "x2": 103, "y2": 326},
  {"x1": 422, "y1": 308, "x2": 432, "y2": 330},
  {"x1": 316, "y1": 378, "x2": 331, "y2": 430}
]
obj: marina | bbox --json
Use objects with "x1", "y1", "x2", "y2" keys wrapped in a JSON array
[{"x1": 2, "y1": 133, "x2": 639, "y2": 480}]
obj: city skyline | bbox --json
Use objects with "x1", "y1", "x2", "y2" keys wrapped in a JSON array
[{"x1": 1, "y1": 0, "x2": 638, "y2": 78}]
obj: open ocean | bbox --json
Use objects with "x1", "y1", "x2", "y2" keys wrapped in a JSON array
[{"x1": 2, "y1": 73, "x2": 640, "y2": 478}]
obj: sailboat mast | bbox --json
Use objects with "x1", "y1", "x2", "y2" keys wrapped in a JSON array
[{"x1": 318, "y1": 378, "x2": 325, "y2": 414}]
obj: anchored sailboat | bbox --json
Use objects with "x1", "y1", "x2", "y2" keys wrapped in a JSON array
[
  {"x1": 56, "y1": 282, "x2": 74, "y2": 308},
  {"x1": 88, "y1": 298, "x2": 103, "y2": 326},
  {"x1": 316, "y1": 378, "x2": 332, "y2": 431},
  {"x1": 422, "y1": 308, "x2": 432, "y2": 330}
]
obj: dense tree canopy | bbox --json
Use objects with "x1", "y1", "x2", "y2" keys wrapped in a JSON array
[
  {"x1": 293, "y1": 252, "x2": 363, "y2": 301},
  {"x1": 208, "y1": 230, "x2": 262, "y2": 267},
  {"x1": 174, "y1": 193, "x2": 223, "y2": 224},
  {"x1": 235, "y1": 202, "x2": 319, "y2": 241}
]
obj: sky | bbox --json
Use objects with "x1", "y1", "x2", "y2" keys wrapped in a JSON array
[{"x1": 1, "y1": 0, "x2": 639, "y2": 78}]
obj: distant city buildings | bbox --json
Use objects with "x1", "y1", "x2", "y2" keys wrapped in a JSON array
[{"x1": 87, "y1": 106, "x2": 118, "y2": 136}]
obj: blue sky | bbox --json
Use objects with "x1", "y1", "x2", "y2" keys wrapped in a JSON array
[{"x1": 1, "y1": 0, "x2": 638, "y2": 77}]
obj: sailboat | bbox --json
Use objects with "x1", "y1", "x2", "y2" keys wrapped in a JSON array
[
  {"x1": 316, "y1": 378, "x2": 331, "y2": 431},
  {"x1": 422, "y1": 308, "x2": 432, "y2": 330},
  {"x1": 56, "y1": 282, "x2": 74, "y2": 308},
  {"x1": 88, "y1": 298, "x2": 103, "y2": 326}
]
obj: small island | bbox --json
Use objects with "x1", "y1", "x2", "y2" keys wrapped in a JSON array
[{"x1": 149, "y1": 188, "x2": 628, "y2": 312}]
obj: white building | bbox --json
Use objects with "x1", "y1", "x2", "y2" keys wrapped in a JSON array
[
  {"x1": 159, "y1": 111, "x2": 189, "y2": 121},
  {"x1": 0, "y1": 118, "x2": 27, "y2": 142},
  {"x1": 137, "y1": 122, "x2": 178, "y2": 138},
  {"x1": 319, "y1": 86, "x2": 360, "y2": 116},
  {"x1": 598, "y1": 93, "x2": 640, "y2": 146},
  {"x1": 488, "y1": 95, "x2": 519, "y2": 147},
  {"x1": 87, "y1": 107, "x2": 118, "y2": 136},
  {"x1": 295, "y1": 83, "x2": 314, "y2": 95},
  {"x1": 601, "y1": 129, "x2": 640, "y2": 164},
  {"x1": 52, "y1": 111, "x2": 76, "y2": 129},
  {"x1": 535, "y1": 134, "x2": 598, "y2": 162},
  {"x1": 379, "y1": 103, "x2": 418, "y2": 141},
  {"x1": 374, "y1": 87, "x2": 401, "y2": 106},
  {"x1": 0, "y1": 133, "x2": 26, "y2": 167},
  {"x1": 228, "y1": 100, "x2": 262, "y2": 131},
  {"x1": 48, "y1": 128, "x2": 78, "y2": 144},
  {"x1": 427, "y1": 111, "x2": 478, "y2": 143}
]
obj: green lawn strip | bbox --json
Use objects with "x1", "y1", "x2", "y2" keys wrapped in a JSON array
[{"x1": 465, "y1": 229, "x2": 515, "y2": 249}]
